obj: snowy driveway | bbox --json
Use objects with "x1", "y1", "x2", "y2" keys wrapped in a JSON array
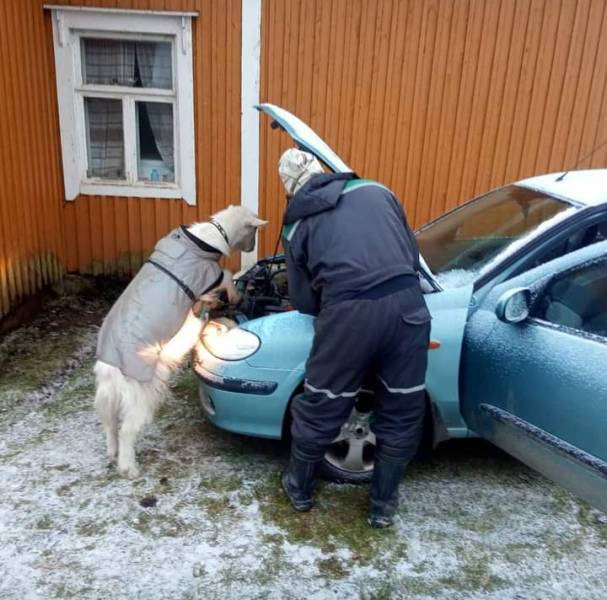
[{"x1": 1, "y1": 279, "x2": 606, "y2": 599}]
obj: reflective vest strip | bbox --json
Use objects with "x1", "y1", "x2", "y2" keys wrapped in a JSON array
[
  {"x1": 341, "y1": 179, "x2": 392, "y2": 196},
  {"x1": 282, "y1": 219, "x2": 301, "y2": 242}
]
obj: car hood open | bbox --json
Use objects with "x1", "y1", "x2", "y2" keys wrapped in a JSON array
[
  {"x1": 256, "y1": 103, "x2": 353, "y2": 173},
  {"x1": 256, "y1": 103, "x2": 439, "y2": 288}
]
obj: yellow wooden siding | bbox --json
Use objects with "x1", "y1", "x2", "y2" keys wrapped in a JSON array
[
  {"x1": 0, "y1": 0, "x2": 65, "y2": 318},
  {"x1": 0, "y1": 0, "x2": 242, "y2": 318},
  {"x1": 258, "y1": 0, "x2": 607, "y2": 255},
  {"x1": 59, "y1": 0, "x2": 243, "y2": 276}
]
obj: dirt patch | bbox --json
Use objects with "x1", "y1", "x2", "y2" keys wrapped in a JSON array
[{"x1": 0, "y1": 275, "x2": 123, "y2": 409}]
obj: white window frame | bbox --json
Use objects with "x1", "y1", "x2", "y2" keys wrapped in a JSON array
[{"x1": 46, "y1": 6, "x2": 197, "y2": 205}]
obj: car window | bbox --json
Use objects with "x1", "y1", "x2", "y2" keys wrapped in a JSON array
[
  {"x1": 533, "y1": 260, "x2": 607, "y2": 338},
  {"x1": 526, "y1": 217, "x2": 607, "y2": 272},
  {"x1": 416, "y1": 186, "x2": 572, "y2": 289}
]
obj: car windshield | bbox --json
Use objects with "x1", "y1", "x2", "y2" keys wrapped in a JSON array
[{"x1": 416, "y1": 186, "x2": 575, "y2": 288}]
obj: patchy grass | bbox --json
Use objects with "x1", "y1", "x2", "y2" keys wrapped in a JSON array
[
  {"x1": 0, "y1": 325, "x2": 88, "y2": 395},
  {"x1": 40, "y1": 360, "x2": 96, "y2": 419},
  {"x1": 131, "y1": 511, "x2": 190, "y2": 538},
  {"x1": 577, "y1": 502, "x2": 607, "y2": 546},
  {"x1": 1, "y1": 277, "x2": 607, "y2": 599},
  {"x1": 0, "y1": 276, "x2": 121, "y2": 397},
  {"x1": 438, "y1": 550, "x2": 506, "y2": 593},
  {"x1": 256, "y1": 476, "x2": 401, "y2": 567}
]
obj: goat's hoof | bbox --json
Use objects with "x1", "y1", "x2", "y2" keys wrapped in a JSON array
[{"x1": 118, "y1": 465, "x2": 141, "y2": 480}]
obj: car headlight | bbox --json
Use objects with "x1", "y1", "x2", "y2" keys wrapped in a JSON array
[{"x1": 201, "y1": 319, "x2": 261, "y2": 361}]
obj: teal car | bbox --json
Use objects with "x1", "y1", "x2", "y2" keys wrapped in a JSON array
[{"x1": 193, "y1": 104, "x2": 607, "y2": 510}]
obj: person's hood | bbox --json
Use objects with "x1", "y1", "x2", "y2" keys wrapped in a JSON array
[{"x1": 283, "y1": 172, "x2": 356, "y2": 224}]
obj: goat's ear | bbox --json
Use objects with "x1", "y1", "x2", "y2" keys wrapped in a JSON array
[{"x1": 248, "y1": 216, "x2": 269, "y2": 228}]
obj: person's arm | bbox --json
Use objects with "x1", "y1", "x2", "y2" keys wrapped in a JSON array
[{"x1": 283, "y1": 226, "x2": 321, "y2": 316}]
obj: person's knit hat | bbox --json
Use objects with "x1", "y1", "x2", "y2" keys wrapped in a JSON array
[{"x1": 278, "y1": 148, "x2": 324, "y2": 196}]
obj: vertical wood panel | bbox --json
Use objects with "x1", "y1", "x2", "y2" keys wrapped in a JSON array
[
  {"x1": 0, "y1": 0, "x2": 65, "y2": 317},
  {"x1": 0, "y1": 0, "x2": 241, "y2": 317},
  {"x1": 58, "y1": 0, "x2": 242, "y2": 273},
  {"x1": 259, "y1": 0, "x2": 607, "y2": 251}
]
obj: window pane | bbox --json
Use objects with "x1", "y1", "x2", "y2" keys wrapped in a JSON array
[
  {"x1": 84, "y1": 98, "x2": 125, "y2": 180},
  {"x1": 136, "y1": 102, "x2": 174, "y2": 183},
  {"x1": 536, "y1": 261, "x2": 607, "y2": 337},
  {"x1": 528, "y1": 219, "x2": 607, "y2": 271},
  {"x1": 82, "y1": 38, "x2": 172, "y2": 89},
  {"x1": 417, "y1": 186, "x2": 573, "y2": 281}
]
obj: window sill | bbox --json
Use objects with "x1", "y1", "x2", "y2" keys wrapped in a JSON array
[{"x1": 79, "y1": 181, "x2": 192, "y2": 202}]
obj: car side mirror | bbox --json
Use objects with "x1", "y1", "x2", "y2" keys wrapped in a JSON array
[{"x1": 495, "y1": 287, "x2": 531, "y2": 323}]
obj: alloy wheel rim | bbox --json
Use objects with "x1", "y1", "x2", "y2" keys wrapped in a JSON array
[{"x1": 324, "y1": 408, "x2": 376, "y2": 473}]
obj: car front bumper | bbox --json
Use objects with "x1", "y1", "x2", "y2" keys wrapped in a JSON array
[{"x1": 192, "y1": 342, "x2": 303, "y2": 439}]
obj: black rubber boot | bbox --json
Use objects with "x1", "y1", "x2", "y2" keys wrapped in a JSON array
[
  {"x1": 369, "y1": 444, "x2": 408, "y2": 528},
  {"x1": 281, "y1": 441, "x2": 324, "y2": 512}
]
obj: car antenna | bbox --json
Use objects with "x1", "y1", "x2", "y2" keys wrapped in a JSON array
[{"x1": 555, "y1": 137, "x2": 607, "y2": 182}]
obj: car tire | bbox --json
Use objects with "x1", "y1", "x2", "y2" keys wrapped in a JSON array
[{"x1": 320, "y1": 457, "x2": 373, "y2": 483}]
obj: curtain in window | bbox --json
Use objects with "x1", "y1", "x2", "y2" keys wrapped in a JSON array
[
  {"x1": 82, "y1": 39, "x2": 172, "y2": 88},
  {"x1": 83, "y1": 39, "x2": 136, "y2": 86},
  {"x1": 81, "y1": 39, "x2": 173, "y2": 179},
  {"x1": 143, "y1": 102, "x2": 174, "y2": 174},
  {"x1": 134, "y1": 42, "x2": 172, "y2": 89},
  {"x1": 136, "y1": 44, "x2": 174, "y2": 173},
  {"x1": 85, "y1": 98, "x2": 124, "y2": 179}
]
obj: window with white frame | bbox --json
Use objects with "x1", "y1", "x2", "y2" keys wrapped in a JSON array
[{"x1": 46, "y1": 6, "x2": 197, "y2": 205}]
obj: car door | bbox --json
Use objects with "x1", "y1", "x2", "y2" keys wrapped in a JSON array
[
  {"x1": 257, "y1": 103, "x2": 473, "y2": 436},
  {"x1": 461, "y1": 240, "x2": 607, "y2": 511}
]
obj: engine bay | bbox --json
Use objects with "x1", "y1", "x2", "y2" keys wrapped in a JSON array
[
  {"x1": 207, "y1": 253, "x2": 436, "y2": 323},
  {"x1": 209, "y1": 256, "x2": 291, "y2": 322}
]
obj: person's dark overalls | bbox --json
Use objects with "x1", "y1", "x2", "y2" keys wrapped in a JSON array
[{"x1": 279, "y1": 159, "x2": 430, "y2": 528}]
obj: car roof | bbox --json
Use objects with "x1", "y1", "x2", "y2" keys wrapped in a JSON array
[{"x1": 515, "y1": 169, "x2": 607, "y2": 207}]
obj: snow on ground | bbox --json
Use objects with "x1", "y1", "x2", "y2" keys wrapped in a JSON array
[{"x1": 1, "y1": 279, "x2": 607, "y2": 599}]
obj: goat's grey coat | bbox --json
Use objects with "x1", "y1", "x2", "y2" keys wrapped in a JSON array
[{"x1": 96, "y1": 227, "x2": 222, "y2": 382}]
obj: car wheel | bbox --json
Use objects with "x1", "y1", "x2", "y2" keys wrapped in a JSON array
[{"x1": 321, "y1": 407, "x2": 376, "y2": 483}]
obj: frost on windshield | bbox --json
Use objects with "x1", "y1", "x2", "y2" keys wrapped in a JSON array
[
  {"x1": 433, "y1": 207, "x2": 578, "y2": 289},
  {"x1": 477, "y1": 207, "x2": 578, "y2": 278},
  {"x1": 435, "y1": 268, "x2": 479, "y2": 289}
]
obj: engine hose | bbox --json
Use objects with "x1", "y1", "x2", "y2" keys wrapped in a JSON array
[{"x1": 263, "y1": 230, "x2": 284, "y2": 293}]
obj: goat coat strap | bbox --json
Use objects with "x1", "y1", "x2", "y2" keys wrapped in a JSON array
[{"x1": 145, "y1": 259, "x2": 197, "y2": 302}]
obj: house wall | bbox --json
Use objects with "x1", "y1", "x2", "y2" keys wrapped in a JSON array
[
  {"x1": 2, "y1": 0, "x2": 607, "y2": 318},
  {"x1": 0, "y1": 0, "x2": 242, "y2": 318},
  {"x1": 57, "y1": 0, "x2": 242, "y2": 278},
  {"x1": 0, "y1": 1, "x2": 65, "y2": 318},
  {"x1": 258, "y1": 0, "x2": 607, "y2": 255}
]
